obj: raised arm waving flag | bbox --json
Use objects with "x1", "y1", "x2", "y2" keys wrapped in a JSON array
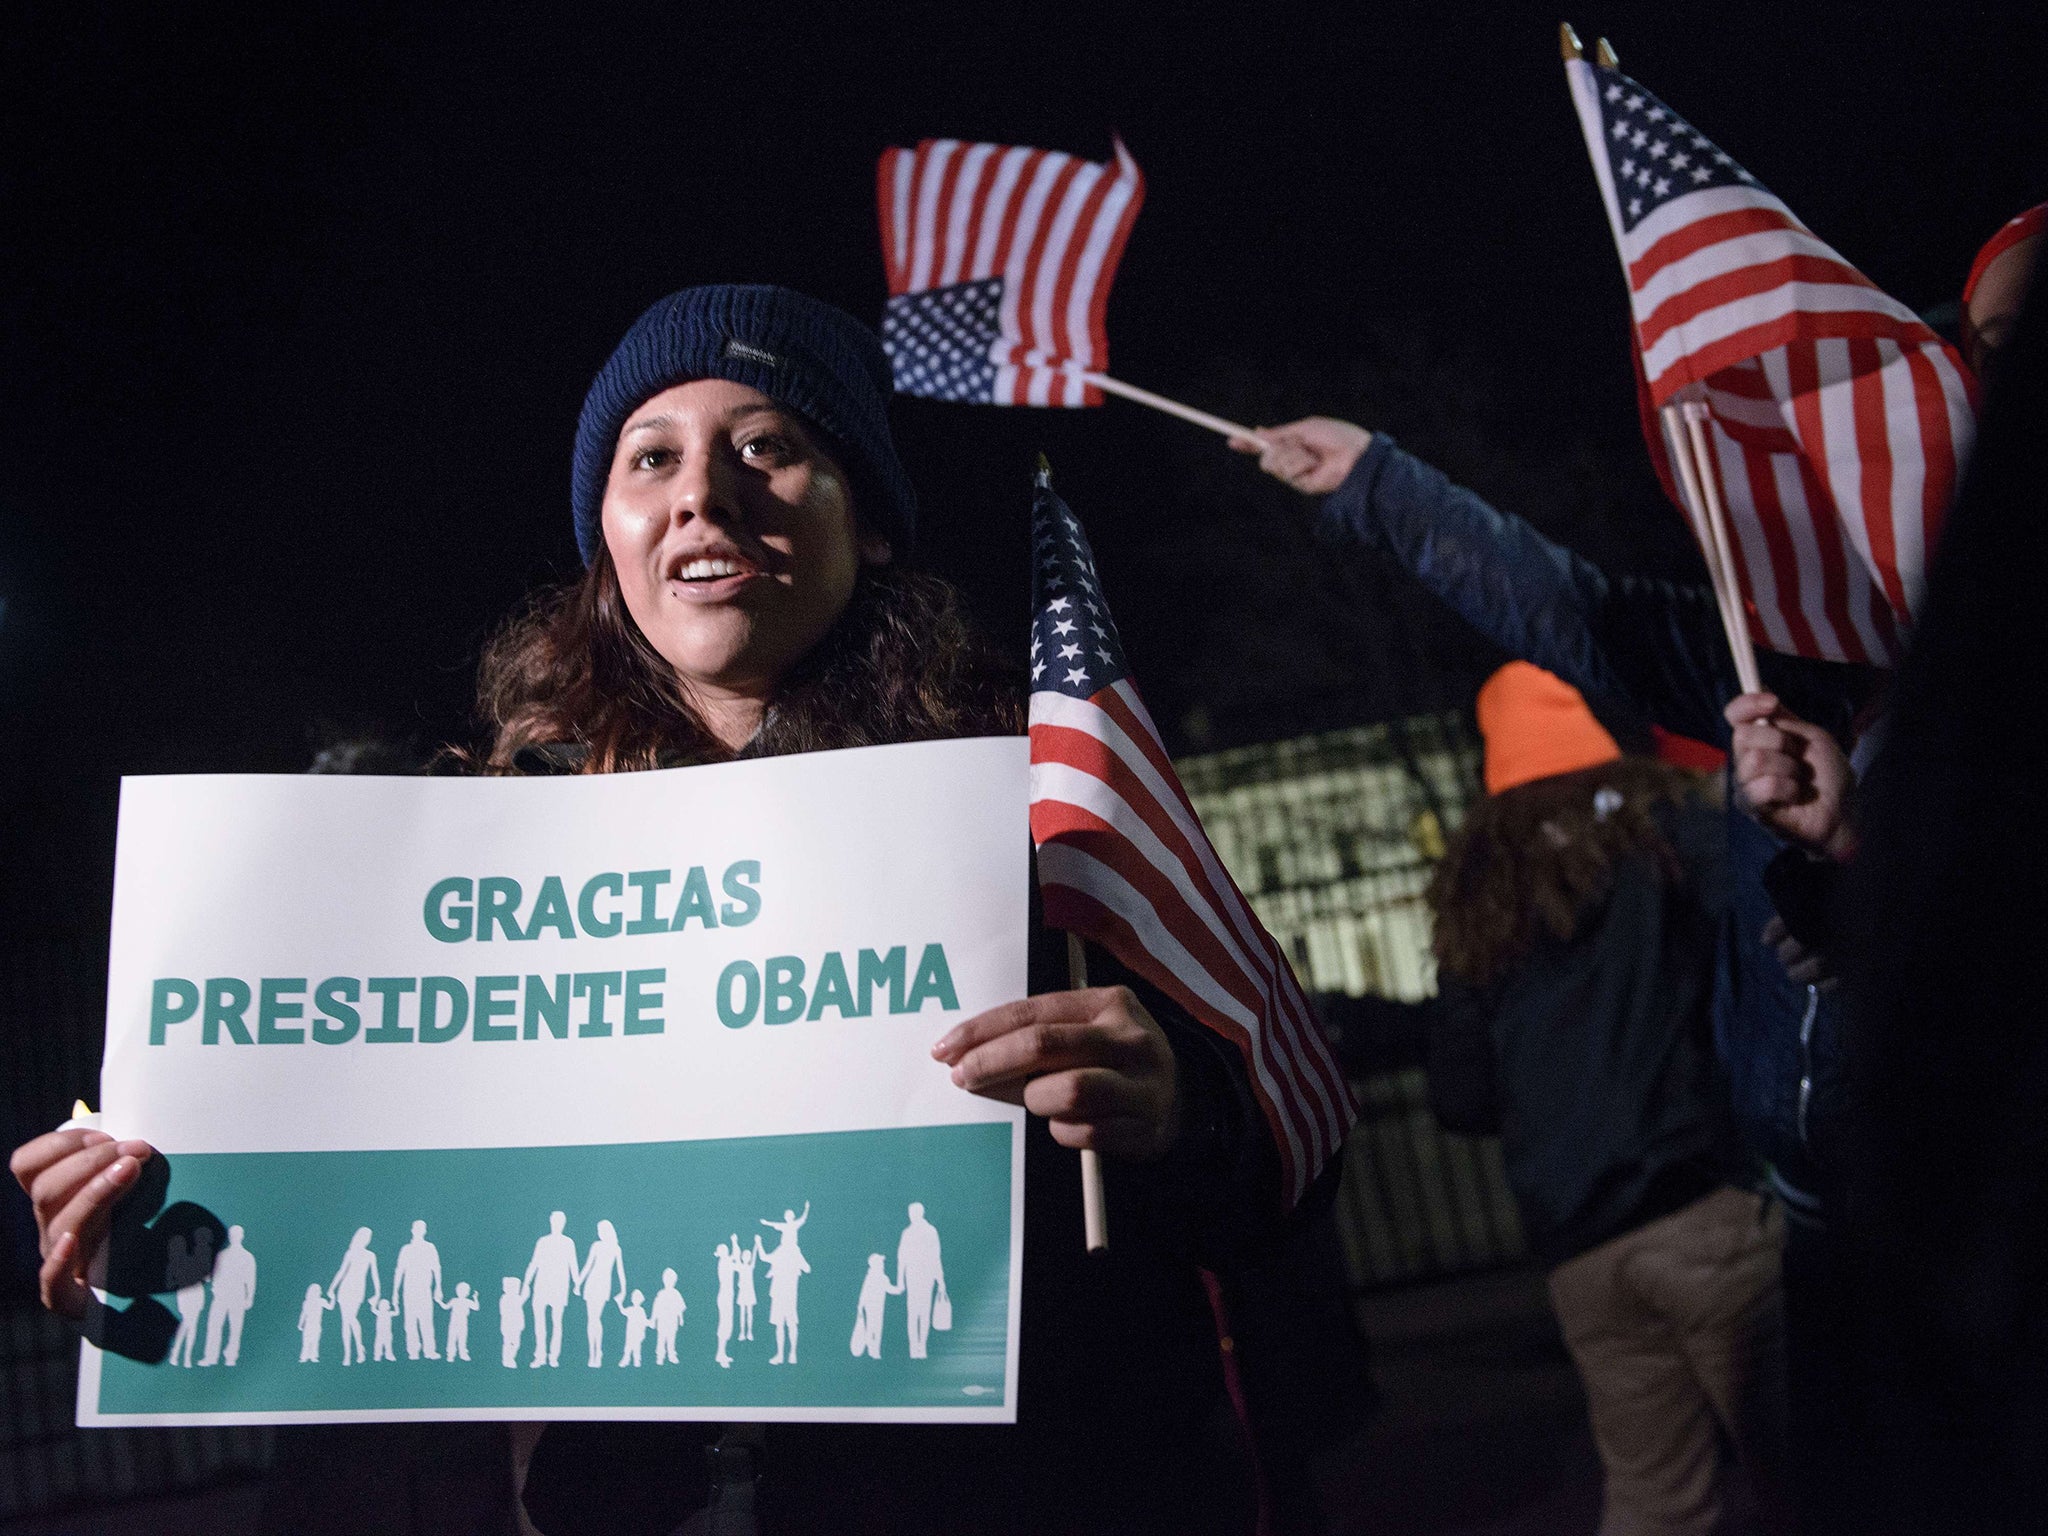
[
  {"x1": 1026, "y1": 467, "x2": 1355, "y2": 1208},
  {"x1": 1564, "y1": 35, "x2": 1975, "y2": 667}
]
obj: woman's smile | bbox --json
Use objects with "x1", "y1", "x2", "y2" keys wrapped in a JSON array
[{"x1": 662, "y1": 542, "x2": 774, "y2": 603}]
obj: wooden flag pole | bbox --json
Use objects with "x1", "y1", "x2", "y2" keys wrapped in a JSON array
[
  {"x1": 1068, "y1": 368, "x2": 1272, "y2": 448},
  {"x1": 1066, "y1": 931, "x2": 1110, "y2": 1252},
  {"x1": 1659, "y1": 399, "x2": 1764, "y2": 695},
  {"x1": 1678, "y1": 400, "x2": 1763, "y2": 694},
  {"x1": 1658, "y1": 405, "x2": 1749, "y2": 664}
]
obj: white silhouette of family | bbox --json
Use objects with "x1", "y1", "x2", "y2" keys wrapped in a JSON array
[{"x1": 275, "y1": 1204, "x2": 950, "y2": 1372}]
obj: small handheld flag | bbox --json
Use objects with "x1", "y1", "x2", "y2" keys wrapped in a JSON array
[
  {"x1": 878, "y1": 137, "x2": 1142, "y2": 406},
  {"x1": 1562, "y1": 29, "x2": 1974, "y2": 672},
  {"x1": 1026, "y1": 465, "x2": 1355, "y2": 1209},
  {"x1": 876, "y1": 139, "x2": 1266, "y2": 442}
]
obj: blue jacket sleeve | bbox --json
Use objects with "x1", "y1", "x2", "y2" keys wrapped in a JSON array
[{"x1": 1315, "y1": 433, "x2": 1739, "y2": 746}]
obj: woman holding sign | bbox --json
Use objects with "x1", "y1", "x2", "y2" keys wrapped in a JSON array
[{"x1": 12, "y1": 286, "x2": 1299, "y2": 1534}]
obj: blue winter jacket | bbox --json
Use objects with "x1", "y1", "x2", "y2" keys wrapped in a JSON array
[{"x1": 1319, "y1": 434, "x2": 1874, "y2": 1206}]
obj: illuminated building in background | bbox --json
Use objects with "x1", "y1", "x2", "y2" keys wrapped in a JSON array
[{"x1": 1179, "y1": 714, "x2": 1526, "y2": 1287}]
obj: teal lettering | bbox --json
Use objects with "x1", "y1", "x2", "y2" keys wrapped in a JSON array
[
  {"x1": 473, "y1": 975, "x2": 518, "y2": 1041},
  {"x1": 477, "y1": 877, "x2": 523, "y2": 942},
  {"x1": 419, "y1": 976, "x2": 468, "y2": 1042},
  {"x1": 623, "y1": 968, "x2": 665, "y2": 1035},
  {"x1": 525, "y1": 876, "x2": 575, "y2": 941},
  {"x1": 856, "y1": 947, "x2": 907, "y2": 1017},
  {"x1": 806, "y1": 952, "x2": 856, "y2": 1021},
  {"x1": 149, "y1": 978, "x2": 199, "y2": 1044},
  {"x1": 523, "y1": 974, "x2": 571, "y2": 1039},
  {"x1": 719, "y1": 861, "x2": 761, "y2": 926},
  {"x1": 364, "y1": 977, "x2": 417, "y2": 1043},
  {"x1": 312, "y1": 977, "x2": 361, "y2": 1044},
  {"x1": 257, "y1": 977, "x2": 307, "y2": 1043},
  {"x1": 717, "y1": 961, "x2": 760, "y2": 1028},
  {"x1": 202, "y1": 978, "x2": 254, "y2": 1045},
  {"x1": 764, "y1": 955, "x2": 806, "y2": 1025},
  {"x1": 574, "y1": 971, "x2": 623, "y2": 1037},
  {"x1": 424, "y1": 877, "x2": 473, "y2": 943},
  {"x1": 905, "y1": 944, "x2": 959, "y2": 1013},
  {"x1": 578, "y1": 873, "x2": 624, "y2": 938},
  {"x1": 626, "y1": 870, "x2": 672, "y2": 935},
  {"x1": 667, "y1": 866, "x2": 720, "y2": 930}
]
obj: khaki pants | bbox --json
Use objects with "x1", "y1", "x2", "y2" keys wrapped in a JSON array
[{"x1": 1547, "y1": 1186, "x2": 1791, "y2": 1536}]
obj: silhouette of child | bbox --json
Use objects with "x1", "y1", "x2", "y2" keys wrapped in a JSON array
[
  {"x1": 370, "y1": 1296, "x2": 399, "y2": 1361},
  {"x1": 735, "y1": 1241, "x2": 758, "y2": 1341},
  {"x1": 297, "y1": 1283, "x2": 334, "y2": 1363},
  {"x1": 852, "y1": 1253, "x2": 903, "y2": 1360},
  {"x1": 499, "y1": 1277, "x2": 529, "y2": 1368},
  {"x1": 618, "y1": 1288, "x2": 651, "y2": 1366},
  {"x1": 651, "y1": 1268, "x2": 686, "y2": 1364},
  {"x1": 441, "y1": 1281, "x2": 480, "y2": 1361}
]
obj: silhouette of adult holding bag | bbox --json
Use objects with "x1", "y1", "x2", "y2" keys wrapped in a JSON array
[{"x1": 896, "y1": 1202, "x2": 948, "y2": 1358}]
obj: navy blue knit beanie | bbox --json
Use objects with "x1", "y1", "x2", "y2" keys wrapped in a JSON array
[{"x1": 570, "y1": 285, "x2": 916, "y2": 565}]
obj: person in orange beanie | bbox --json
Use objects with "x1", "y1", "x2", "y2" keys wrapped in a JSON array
[{"x1": 1428, "y1": 663, "x2": 1789, "y2": 1535}]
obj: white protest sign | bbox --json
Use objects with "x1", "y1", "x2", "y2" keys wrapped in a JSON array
[{"x1": 79, "y1": 737, "x2": 1029, "y2": 1425}]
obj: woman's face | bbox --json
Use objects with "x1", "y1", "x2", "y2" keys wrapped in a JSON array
[{"x1": 601, "y1": 378, "x2": 885, "y2": 711}]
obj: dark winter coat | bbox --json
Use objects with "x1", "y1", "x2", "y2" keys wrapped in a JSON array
[
  {"x1": 1319, "y1": 436, "x2": 1871, "y2": 1205},
  {"x1": 1427, "y1": 799, "x2": 1749, "y2": 1266}
]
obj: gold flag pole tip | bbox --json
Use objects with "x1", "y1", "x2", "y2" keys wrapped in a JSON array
[
  {"x1": 1559, "y1": 22, "x2": 1584, "y2": 60},
  {"x1": 59, "y1": 1100, "x2": 105, "y2": 1133}
]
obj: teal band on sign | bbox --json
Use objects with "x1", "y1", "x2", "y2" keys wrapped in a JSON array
[{"x1": 95, "y1": 1123, "x2": 1012, "y2": 1419}]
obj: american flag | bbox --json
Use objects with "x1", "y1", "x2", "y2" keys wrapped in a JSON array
[
  {"x1": 1026, "y1": 470, "x2": 1355, "y2": 1206},
  {"x1": 877, "y1": 138, "x2": 1143, "y2": 406},
  {"x1": 1566, "y1": 57, "x2": 1975, "y2": 665}
]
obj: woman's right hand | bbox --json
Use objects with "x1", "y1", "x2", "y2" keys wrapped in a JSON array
[{"x1": 8, "y1": 1129, "x2": 157, "y2": 1319}]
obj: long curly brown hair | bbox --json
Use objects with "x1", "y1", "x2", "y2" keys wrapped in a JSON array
[
  {"x1": 472, "y1": 547, "x2": 1024, "y2": 771},
  {"x1": 1427, "y1": 757, "x2": 1713, "y2": 988}
]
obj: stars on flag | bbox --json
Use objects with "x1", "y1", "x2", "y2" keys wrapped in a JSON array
[
  {"x1": 1590, "y1": 64, "x2": 1751, "y2": 232},
  {"x1": 1030, "y1": 477, "x2": 1129, "y2": 700},
  {"x1": 880, "y1": 277, "x2": 1003, "y2": 402}
]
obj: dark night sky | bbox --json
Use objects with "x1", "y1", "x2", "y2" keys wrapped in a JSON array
[{"x1": 3, "y1": 2, "x2": 2043, "y2": 932}]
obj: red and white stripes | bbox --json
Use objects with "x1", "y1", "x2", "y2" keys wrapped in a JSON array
[
  {"x1": 1029, "y1": 681, "x2": 1355, "y2": 1207},
  {"x1": 878, "y1": 138, "x2": 1145, "y2": 405},
  {"x1": 1567, "y1": 59, "x2": 1975, "y2": 660}
]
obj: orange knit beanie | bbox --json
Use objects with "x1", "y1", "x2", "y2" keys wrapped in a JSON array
[{"x1": 1476, "y1": 662, "x2": 1621, "y2": 795}]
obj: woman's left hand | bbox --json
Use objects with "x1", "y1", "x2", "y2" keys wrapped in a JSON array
[{"x1": 933, "y1": 986, "x2": 1181, "y2": 1161}]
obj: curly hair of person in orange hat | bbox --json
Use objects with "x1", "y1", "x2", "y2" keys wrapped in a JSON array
[{"x1": 1430, "y1": 664, "x2": 1716, "y2": 987}]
